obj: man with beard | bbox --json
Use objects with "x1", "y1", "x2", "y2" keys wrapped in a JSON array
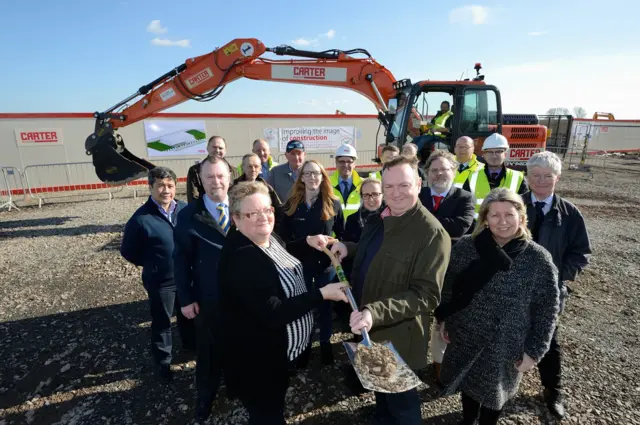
[
  {"x1": 418, "y1": 150, "x2": 475, "y2": 383},
  {"x1": 419, "y1": 150, "x2": 475, "y2": 241}
]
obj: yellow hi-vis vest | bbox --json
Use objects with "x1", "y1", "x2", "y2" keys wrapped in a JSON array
[
  {"x1": 330, "y1": 171, "x2": 363, "y2": 220},
  {"x1": 428, "y1": 111, "x2": 453, "y2": 138},
  {"x1": 369, "y1": 170, "x2": 382, "y2": 181},
  {"x1": 453, "y1": 154, "x2": 484, "y2": 188},
  {"x1": 467, "y1": 168, "x2": 525, "y2": 218}
]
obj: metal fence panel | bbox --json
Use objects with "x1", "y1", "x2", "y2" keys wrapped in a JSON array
[
  {"x1": 0, "y1": 166, "x2": 25, "y2": 211},
  {"x1": 23, "y1": 162, "x2": 124, "y2": 207}
]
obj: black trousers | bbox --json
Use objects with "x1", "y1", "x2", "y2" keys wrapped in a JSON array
[
  {"x1": 461, "y1": 392, "x2": 502, "y2": 425},
  {"x1": 195, "y1": 301, "x2": 223, "y2": 401},
  {"x1": 145, "y1": 284, "x2": 196, "y2": 366},
  {"x1": 372, "y1": 388, "x2": 422, "y2": 425},
  {"x1": 537, "y1": 326, "x2": 562, "y2": 391},
  {"x1": 242, "y1": 384, "x2": 288, "y2": 425}
]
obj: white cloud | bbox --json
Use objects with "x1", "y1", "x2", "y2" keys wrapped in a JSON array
[
  {"x1": 292, "y1": 38, "x2": 318, "y2": 47},
  {"x1": 151, "y1": 38, "x2": 191, "y2": 48},
  {"x1": 491, "y1": 53, "x2": 639, "y2": 118},
  {"x1": 528, "y1": 31, "x2": 547, "y2": 36},
  {"x1": 449, "y1": 5, "x2": 490, "y2": 25},
  {"x1": 147, "y1": 20, "x2": 168, "y2": 34},
  {"x1": 320, "y1": 29, "x2": 336, "y2": 39}
]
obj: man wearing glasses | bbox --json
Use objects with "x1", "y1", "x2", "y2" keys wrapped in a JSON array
[
  {"x1": 329, "y1": 144, "x2": 362, "y2": 221},
  {"x1": 462, "y1": 133, "x2": 527, "y2": 218}
]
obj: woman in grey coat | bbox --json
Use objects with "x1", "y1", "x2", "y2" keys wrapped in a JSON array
[{"x1": 435, "y1": 188, "x2": 560, "y2": 425}]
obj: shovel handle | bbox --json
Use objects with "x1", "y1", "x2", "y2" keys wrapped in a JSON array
[{"x1": 320, "y1": 245, "x2": 371, "y2": 346}]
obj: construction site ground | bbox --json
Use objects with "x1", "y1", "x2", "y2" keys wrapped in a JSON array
[{"x1": 1, "y1": 157, "x2": 639, "y2": 425}]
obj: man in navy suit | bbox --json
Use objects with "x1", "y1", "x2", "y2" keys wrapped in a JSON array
[
  {"x1": 419, "y1": 150, "x2": 475, "y2": 241},
  {"x1": 174, "y1": 155, "x2": 231, "y2": 421},
  {"x1": 121, "y1": 167, "x2": 195, "y2": 384}
]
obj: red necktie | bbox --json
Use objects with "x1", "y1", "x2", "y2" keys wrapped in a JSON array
[{"x1": 433, "y1": 195, "x2": 444, "y2": 211}]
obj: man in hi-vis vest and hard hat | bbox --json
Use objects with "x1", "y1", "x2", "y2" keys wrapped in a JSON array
[
  {"x1": 330, "y1": 144, "x2": 362, "y2": 221},
  {"x1": 462, "y1": 133, "x2": 528, "y2": 218}
]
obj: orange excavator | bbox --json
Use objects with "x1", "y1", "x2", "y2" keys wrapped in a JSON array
[{"x1": 85, "y1": 38, "x2": 547, "y2": 184}]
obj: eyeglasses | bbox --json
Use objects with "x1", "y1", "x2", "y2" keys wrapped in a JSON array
[
  {"x1": 484, "y1": 150, "x2": 506, "y2": 156},
  {"x1": 338, "y1": 160, "x2": 354, "y2": 166},
  {"x1": 302, "y1": 171, "x2": 322, "y2": 178},
  {"x1": 238, "y1": 207, "x2": 274, "y2": 221},
  {"x1": 362, "y1": 192, "x2": 382, "y2": 200}
]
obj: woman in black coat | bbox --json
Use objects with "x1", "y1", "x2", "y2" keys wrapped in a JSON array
[
  {"x1": 343, "y1": 177, "x2": 384, "y2": 243},
  {"x1": 218, "y1": 181, "x2": 348, "y2": 425},
  {"x1": 278, "y1": 159, "x2": 345, "y2": 365}
]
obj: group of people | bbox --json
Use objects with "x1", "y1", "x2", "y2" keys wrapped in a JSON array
[{"x1": 120, "y1": 131, "x2": 592, "y2": 425}]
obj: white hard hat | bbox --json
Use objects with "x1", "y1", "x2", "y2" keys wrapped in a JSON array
[
  {"x1": 336, "y1": 143, "x2": 358, "y2": 159},
  {"x1": 482, "y1": 133, "x2": 509, "y2": 151}
]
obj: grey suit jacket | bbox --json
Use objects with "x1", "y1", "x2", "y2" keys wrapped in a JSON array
[{"x1": 267, "y1": 162, "x2": 297, "y2": 203}]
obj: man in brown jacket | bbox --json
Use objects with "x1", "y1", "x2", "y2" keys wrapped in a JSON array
[
  {"x1": 186, "y1": 136, "x2": 239, "y2": 203},
  {"x1": 332, "y1": 155, "x2": 451, "y2": 424}
]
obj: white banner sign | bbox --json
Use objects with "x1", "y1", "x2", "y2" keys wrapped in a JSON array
[
  {"x1": 271, "y1": 65, "x2": 348, "y2": 82},
  {"x1": 14, "y1": 128, "x2": 64, "y2": 146},
  {"x1": 144, "y1": 120, "x2": 208, "y2": 157},
  {"x1": 277, "y1": 126, "x2": 356, "y2": 152}
]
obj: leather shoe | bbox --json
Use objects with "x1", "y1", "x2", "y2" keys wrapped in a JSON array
[
  {"x1": 320, "y1": 342, "x2": 334, "y2": 366},
  {"x1": 545, "y1": 389, "x2": 567, "y2": 419},
  {"x1": 195, "y1": 396, "x2": 213, "y2": 421},
  {"x1": 155, "y1": 364, "x2": 172, "y2": 384}
]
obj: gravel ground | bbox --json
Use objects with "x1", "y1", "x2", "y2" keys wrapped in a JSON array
[{"x1": 1, "y1": 158, "x2": 639, "y2": 425}]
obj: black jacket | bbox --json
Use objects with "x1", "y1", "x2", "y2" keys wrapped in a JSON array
[
  {"x1": 218, "y1": 228, "x2": 323, "y2": 402},
  {"x1": 343, "y1": 205, "x2": 384, "y2": 243},
  {"x1": 173, "y1": 196, "x2": 228, "y2": 306},
  {"x1": 120, "y1": 197, "x2": 186, "y2": 287},
  {"x1": 278, "y1": 198, "x2": 344, "y2": 276},
  {"x1": 523, "y1": 191, "x2": 592, "y2": 284},
  {"x1": 418, "y1": 186, "x2": 476, "y2": 239}
]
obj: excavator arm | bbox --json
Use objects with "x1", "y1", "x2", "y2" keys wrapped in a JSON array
[{"x1": 85, "y1": 38, "x2": 400, "y2": 184}]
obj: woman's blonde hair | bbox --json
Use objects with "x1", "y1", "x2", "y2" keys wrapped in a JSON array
[
  {"x1": 285, "y1": 160, "x2": 337, "y2": 220},
  {"x1": 359, "y1": 177, "x2": 382, "y2": 195},
  {"x1": 472, "y1": 187, "x2": 532, "y2": 240},
  {"x1": 229, "y1": 181, "x2": 271, "y2": 216}
]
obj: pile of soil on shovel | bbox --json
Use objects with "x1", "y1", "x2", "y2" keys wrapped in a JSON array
[{"x1": 353, "y1": 342, "x2": 415, "y2": 392}]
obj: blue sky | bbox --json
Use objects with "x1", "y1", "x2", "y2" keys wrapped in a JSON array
[{"x1": 1, "y1": 0, "x2": 638, "y2": 118}]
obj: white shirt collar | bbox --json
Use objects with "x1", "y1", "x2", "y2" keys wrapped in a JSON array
[
  {"x1": 531, "y1": 192, "x2": 553, "y2": 206},
  {"x1": 203, "y1": 194, "x2": 228, "y2": 215}
]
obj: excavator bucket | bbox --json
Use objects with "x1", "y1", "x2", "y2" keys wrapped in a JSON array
[{"x1": 85, "y1": 126, "x2": 155, "y2": 185}]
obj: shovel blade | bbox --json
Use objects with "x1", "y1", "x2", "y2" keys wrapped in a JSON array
[{"x1": 342, "y1": 340, "x2": 423, "y2": 394}]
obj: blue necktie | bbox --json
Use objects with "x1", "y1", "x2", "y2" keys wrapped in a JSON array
[
  {"x1": 216, "y1": 203, "x2": 230, "y2": 234},
  {"x1": 341, "y1": 181, "x2": 350, "y2": 202}
]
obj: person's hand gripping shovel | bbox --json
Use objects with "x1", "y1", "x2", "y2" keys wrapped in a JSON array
[{"x1": 320, "y1": 246, "x2": 423, "y2": 393}]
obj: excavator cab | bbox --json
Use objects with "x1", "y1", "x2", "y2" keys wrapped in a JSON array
[{"x1": 386, "y1": 74, "x2": 503, "y2": 159}]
